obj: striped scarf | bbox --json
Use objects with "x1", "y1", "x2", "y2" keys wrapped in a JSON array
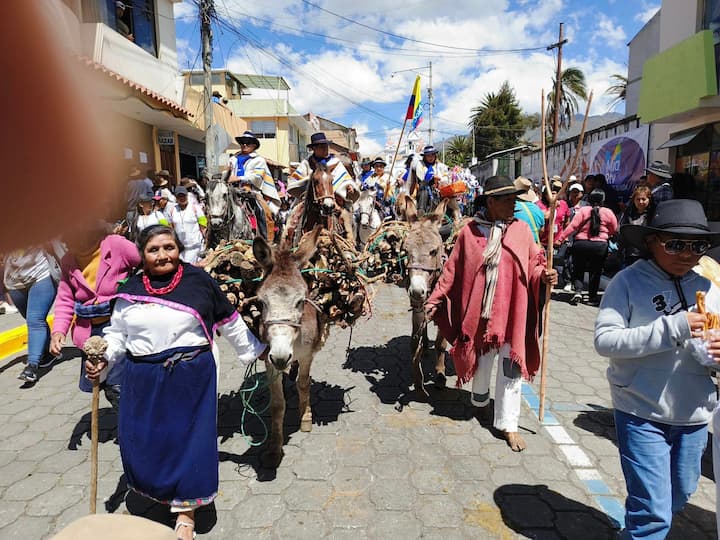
[{"x1": 474, "y1": 212, "x2": 507, "y2": 319}]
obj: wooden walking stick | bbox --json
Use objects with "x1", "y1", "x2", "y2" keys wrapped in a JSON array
[
  {"x1": 537, "y1": 91, "x2": 594, "y2": 422},
  {"x1": 83, "y1": 335, "x2": 108, "y2": 514}
]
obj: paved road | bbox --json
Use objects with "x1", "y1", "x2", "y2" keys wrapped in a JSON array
[{"x1": 0, "y1": 285, "x2": 716, "y2": 538}]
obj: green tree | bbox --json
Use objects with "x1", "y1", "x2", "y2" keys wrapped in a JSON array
[
  {"x1": 546, "y1": 67, "x2": 588, "y2": 140},
  {"x1": 605, "y1": 73, "x2": 627, "y2": 112},
  {"x1": 444, "y1": 135, "x2": 473, "y2": 167},
  {"x1": 469, "y1": 81, "x2": 524, "y2": 158}
]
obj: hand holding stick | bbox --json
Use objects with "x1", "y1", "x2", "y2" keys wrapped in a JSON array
[{"x1": 82, "y1": 335, "x2": 108, "y2": 514}]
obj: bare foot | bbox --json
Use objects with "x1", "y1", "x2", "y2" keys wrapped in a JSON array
[
  {"x1": 503, "y1": 431, "x2": 526, "y2": 452},
  {"x1": 174, "y1": 514, "x2": 195, "y2": 540}
]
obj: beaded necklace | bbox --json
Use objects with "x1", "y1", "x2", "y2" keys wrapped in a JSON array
[{"x1": 142, "y1": 264, "x2": 184, "y2": 295}]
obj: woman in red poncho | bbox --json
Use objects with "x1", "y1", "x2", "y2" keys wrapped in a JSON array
[{"x1": 426, "y1": 176, "x2": 557, "y2": 452}]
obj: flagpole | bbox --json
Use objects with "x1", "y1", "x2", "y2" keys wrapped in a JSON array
[{"x1": 386, "y1": 119, "x2": 409, "y2": 200}]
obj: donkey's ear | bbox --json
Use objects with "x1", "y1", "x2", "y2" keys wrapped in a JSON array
[
  {"x1": 293, "y1": 225, "x2": 323, "y2": 266},
  {"x1": 433, "y1": 198, "x2": 448, "y2": 218},
  {"x1": 253, "y1": 235, "x2": 274, "y2": 269},
  {"x1": 402, "y1": 195, "x2": 418, "y2": 224}
]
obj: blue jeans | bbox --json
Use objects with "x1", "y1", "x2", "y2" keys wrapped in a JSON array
[
  {"x1": 8, "y1": 277, "x2": 57, "y2": 367},
  {"x1": 615, "y1": 410, "x2": 707, "y2": 539}
]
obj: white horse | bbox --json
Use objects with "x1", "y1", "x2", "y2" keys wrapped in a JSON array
[
  {"x1": 354, "y1": 188, "x2": 382, "y2": 248},
  {"x1": 205, "y1": 177, "x2": 253, "y2": 246}
]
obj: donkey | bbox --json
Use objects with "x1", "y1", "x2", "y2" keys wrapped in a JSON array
[
  {"x1": 252, "y1": 227, "x2": 328, "y2": 468},
  {"x1": 354, "y1": 188, "x2": 382, "y2": 249},
  {"x1": 399, "y1": 194, "x2": 451, "y2": 396},
  {"x1": 206, "y1": 174, "x2": 253, "y2": 247}
]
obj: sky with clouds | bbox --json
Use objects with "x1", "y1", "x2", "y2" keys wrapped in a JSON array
[{"x1": 173, "y1": 0, "x2": 660, "y2": 157}]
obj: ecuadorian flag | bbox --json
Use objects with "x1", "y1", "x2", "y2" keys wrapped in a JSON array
[{"x1": 406, "y1": 75, "x2": 424, "y2": 132}]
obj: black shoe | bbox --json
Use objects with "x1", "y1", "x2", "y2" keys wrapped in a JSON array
[
  {"x1": 570, "y1": 293, "x2": 582, "y2": 305},
  {"x1": 38, "y1": 353, "x2": 62, "y2": 369},
  {"x1": 19, "y1": 364, "x2": 38, "y2": 383}
]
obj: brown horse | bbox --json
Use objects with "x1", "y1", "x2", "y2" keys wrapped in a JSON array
[
  {"x1": 252, "y1": 227, "x2": 328, "y2": 468},
  {"x1": 281, "y1": 156, "x2": 354, "y2": 248},
  {"x1": 399, "y1": 194, "x2": 452, "y2": 396}
]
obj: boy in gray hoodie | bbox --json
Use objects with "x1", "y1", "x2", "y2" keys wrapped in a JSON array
[{"x1": 594, "y1": 199, "x2": 720, "y2": 540}]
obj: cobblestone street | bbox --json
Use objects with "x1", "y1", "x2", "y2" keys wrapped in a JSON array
[{"x1": 0, "y1": 284, "x2": 716, "y2": 538}]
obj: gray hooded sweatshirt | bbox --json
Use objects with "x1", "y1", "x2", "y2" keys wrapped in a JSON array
[{"x1": 595, "y1": 259, "x2": 717, "y2": 425}]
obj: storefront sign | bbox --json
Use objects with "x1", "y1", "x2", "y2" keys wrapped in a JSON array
[
  {"x1": 587, "y1": 124, "x2": 649, "y2": 200},
  {"x1": 158, "y1": 130, "x2": 175, "y2": 146}
]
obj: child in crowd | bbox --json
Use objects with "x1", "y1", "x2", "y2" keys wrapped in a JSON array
[
  {"x1": 594, "y1": 199, "x2": 720, "y2": 539},
  {"x1": 618, "y1": 185, "x2": 653, "y2": 267}
]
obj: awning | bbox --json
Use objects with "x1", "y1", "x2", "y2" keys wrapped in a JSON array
[{"x1": 657, "y1": 127, "x2": 703, "y2": 149}]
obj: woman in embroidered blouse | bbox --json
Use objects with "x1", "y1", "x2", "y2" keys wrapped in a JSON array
[{"x1": 85, "y1": 225, "x2": 265, "y2": 540}]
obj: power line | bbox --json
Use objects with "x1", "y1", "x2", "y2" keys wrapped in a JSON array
[{"x1": 300, "y1": 0, "x2": 548, "y2": 54}]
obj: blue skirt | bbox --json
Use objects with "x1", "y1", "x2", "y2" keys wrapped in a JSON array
[{"x1": 119, "y1": 346, "x2": 218, "y2": 507}]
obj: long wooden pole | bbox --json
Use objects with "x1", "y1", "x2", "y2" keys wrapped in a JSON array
[
  {"x1": 563, "y1": 91, "x2": 594, "y2": 183},
  {"x1": 538, "y1": 89, "x2": 556, "y2": 423},
  {"x1": 89, "y1": 370, "x2": 100, "y2": 513},
  {"x1": 386, "y1": 117, "x2": 409, "y2": 200}
]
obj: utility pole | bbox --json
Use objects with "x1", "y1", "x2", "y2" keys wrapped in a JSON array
[
  {"x1": 428, "y1": 61, "x2": 433, "y2": 146},
  {"x1": 547, "y1": 22, "x2": 567, "y2": 144},
  {"x1": 200, "y1": 0, "x2": 216, "y2": 174}
]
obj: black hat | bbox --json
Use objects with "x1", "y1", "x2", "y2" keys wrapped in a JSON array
[
  {"x1": 620, "y1": 199, "x2": 720, "y2": 252},
  {"x1": 307, "y1": 132, "x2": 332, "y2": 147},
  {"x1": 421, "y1": 145, "x2": 438, "y2": 156},
  {"x1": 482, "y1": 175, "x2": 525, "y2": 198},
  {"x1": 235, "y1": 131, "x2": 260, "y2": 148},
  {"x1": 373, "y1": 157, "x2": 387, "y2": 167}
]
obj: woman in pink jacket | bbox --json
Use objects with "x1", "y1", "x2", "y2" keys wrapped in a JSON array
[
  {"x1": 50, "y1": 224, "x2": 140, "y2": 408},
  {"x1": 555, "y1": 189, "x2": 618, "y2": 306}
]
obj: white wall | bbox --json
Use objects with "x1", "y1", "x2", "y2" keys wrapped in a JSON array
[
  {"x1": 81, "y1": 0, "x2": 181, "y2": 102},
  {"x1": 659, "y1": 0, "x2": 702, "y2": 51},
  {"x1": 626, "y1": 11, "x2": 661, "y2": 117}
]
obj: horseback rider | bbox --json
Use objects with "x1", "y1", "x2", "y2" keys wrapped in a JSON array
[
  {"x1": 287, "y1": 132, "x2": 360, "y2": 207},
  {"x1": 358, "y1": 157, "x2": 373, "y2": 183},
  {"x1": 409, "y1": 145, "x2": 449, "y2": 215},
  {"x1": 227, "y1": 131, "x2": 281, "y2": 240}
]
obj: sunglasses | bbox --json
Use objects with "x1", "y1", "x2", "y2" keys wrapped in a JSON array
[{"x1": 659, "y1": 238, "x2": 711, "y2": 256}]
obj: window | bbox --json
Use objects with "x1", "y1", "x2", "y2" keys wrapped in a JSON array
[
  {"x1": 89, "y1": 0, "x2": 158, "y2": 56},
  {"x1": 251, "y1": 120, "x2": 277, "y2": 139}
]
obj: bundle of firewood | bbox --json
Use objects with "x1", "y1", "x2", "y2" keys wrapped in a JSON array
[
  {"x1": 203, "y1": 231, "x2": 368, "y2": 333},
  {"x1": 357, "y1": 221, "x2": 410, "y2": 285}
]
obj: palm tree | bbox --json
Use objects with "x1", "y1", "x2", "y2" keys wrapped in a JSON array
[
  {"x1": 469, "y1": 81, "x2": 523, "y2": 158},
  {"x1": 605, "y1": 73, "x2": 627, "y2": 112},
  {"x1": 546, "y1": 67, "x2": 588, "y2": 141},
  {"x1": 444, "y1": 135, "x2": 473, "y2": 167}
]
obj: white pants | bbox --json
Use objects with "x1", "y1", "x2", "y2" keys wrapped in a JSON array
[
  {"x1": 181, "y1": 244, "x2": 203, "y2": 264},
  {"x1": 470, "y1": 344, "x2": 522, "y2": 432}
]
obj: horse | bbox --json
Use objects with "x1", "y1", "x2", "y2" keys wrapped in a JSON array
[
  {"x1": 399, "y1": 194, "x2": 452, "y2": 396},
  {"x1": 354, "y1": 188, "x2": 382, "y2": 248},
  {"x1": 205, "y1": 175, "x2": 253, "y2": 247},
  {"x1": 252, "y1": 227, "x2": 328, "y2": 468},
  {"x1": 281, "y1": 156, "x2": 354, "y2": 248}
]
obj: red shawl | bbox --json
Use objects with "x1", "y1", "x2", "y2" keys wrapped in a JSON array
[{"x1": 427, "y1": 220, "x2": 545, "y2": 386}]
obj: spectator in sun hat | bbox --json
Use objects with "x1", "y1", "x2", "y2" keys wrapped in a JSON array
[
  {"x1": 513, "y1": 176, "x2": 545, "y2": 244},
  {"x1": 595, "y1": 199, "x2": 720, "y2": 540},
  {"x1": 225, "y1": 130, "x2": 281, "y2": 240},
  {"x1": 287, "y1": 132, "x2": 359, "y2": 204},
  {"x1": 408, "y1": 145, "x2": 449, "y2": 214},
  {"x1": 645, "y1": 160, "x2": 674, "y2": 205}
]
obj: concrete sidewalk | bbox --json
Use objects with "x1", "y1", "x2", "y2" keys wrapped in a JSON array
[{"x1": 0, "y1": 284, "x2": 715, "y2": 538}]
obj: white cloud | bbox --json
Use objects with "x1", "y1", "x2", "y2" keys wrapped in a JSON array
[
  {"x1": 595, "y1": 14, "x2": 627, "y2": 47},
  {"x1": 635, "y1": 3, "x2": 660, "y2": 24}
]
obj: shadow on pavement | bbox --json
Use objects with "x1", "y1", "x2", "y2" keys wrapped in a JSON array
[
  {"x1": 344, "y1": 335, "x2": 486, "y2": 422},
  {"x1": 573, "y1": 404, "x2": 715, "y2": 482},
  {"x1": 216, "y1": 370, "x2": 352, "y2": 480},
  {"x1": 494, "y1": 483, "x2": 617, "y2": 539},
  {"x1": 67, "y1": 407, "x2": 118, "y2": 450}
]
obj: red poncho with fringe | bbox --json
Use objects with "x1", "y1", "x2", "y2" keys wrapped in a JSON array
[{"x1": 428, "y1": 219, "x2": 546, "y2": 386}]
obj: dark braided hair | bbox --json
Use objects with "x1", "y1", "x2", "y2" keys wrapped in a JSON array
[{"x1": 588, "y1": 189, "x2": 605, "y2": 237}]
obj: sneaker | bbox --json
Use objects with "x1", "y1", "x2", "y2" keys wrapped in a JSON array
[
  {"x1": 19, "y1": 364, "x2": 38, "y2": 383},
  {"x1": 0, "y1": 302, "x2": 18, "y2": 314},
  {"x1": 570, "y1": 293, "x2": 582, "y2": 306},
  {"x1": 38, "y1": 353, "x2": 62, "y2": 369},
  {"x1": 562, "y1": 283, "x2": 573, "y2": 292}
]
